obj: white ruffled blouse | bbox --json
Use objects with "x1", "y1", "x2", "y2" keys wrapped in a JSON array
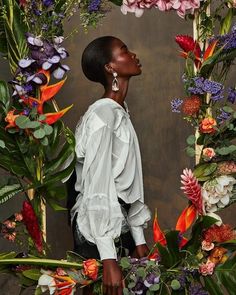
[{"x1": 71, "y1": 98, "x2": 151, "y2": 260}]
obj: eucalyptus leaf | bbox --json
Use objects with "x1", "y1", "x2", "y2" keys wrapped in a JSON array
[
  {"x1": 223, "y1": 106, "x2": 234, "y2": 113},
  {"x1": 123, "y1": 288, "x2": 130, "y2": 295},
  {"x1": 120, "y1": 257, "x2": 131, "y2": 269},
  {"x1": 137, "y1": 267, "x2": 146, "y2": 278},
  {"x1": 171, "y1": 279, "x2": 181, "y2": 290},
  {"x1": 186, "y1": 135, "x2": 196, "y2": 146},
  {"x1": 186, "y1": 146, "x2": 195, "y2": 157},
  {"x1": 33, "y1": 128, "x2": 46, "y2": 139},
  {"x1": 42, "y1": 124, "x2": 53, "y2": 135}
]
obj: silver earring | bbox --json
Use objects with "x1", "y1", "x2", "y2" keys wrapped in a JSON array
[{"x1": 112, "y1": 72, "x2": 119, "y2": 92}]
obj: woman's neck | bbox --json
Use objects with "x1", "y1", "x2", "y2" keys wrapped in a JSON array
[{"x1": 103, "y1": 79, "x2": 129, "y2": 107}]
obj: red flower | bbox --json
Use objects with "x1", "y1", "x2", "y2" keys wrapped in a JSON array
[
  {"x1": 21, "y1": 201, "x2": 43, "y2": 253},
  {"x1": 180, "y1": 168, "x2": 203, "y2": 214},
  {"x1": 203, "y1": 224, "x2": 236, "y2": 244},
  {"x1": 199, "y1": 117, "x2": 217, "y2": 134},
  {"x1": 153, "y1": 209, "x2": 166, "y2": 246},
  {"x1": 182, "y1": 96, "x2": 201, "y2": 116},
  {"x1": 83, "y1": 259, "x2": 99, "y2": 281},
  {"x1": 176, "y1": 204, "x2": 197, "y2": 233},
  {"x1": 175, "y1": 35, "x2": 201, "y2": 68}
]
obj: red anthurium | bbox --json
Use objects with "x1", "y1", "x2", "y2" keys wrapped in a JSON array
[
  {"x1": 153, "y1": 209, "x2": 166, "y2": 246},
  {"x1": 175, "y1": 204, "x2": 197, "y2": 233},
  {"x1": 203, "y1": 40, "x2": 218, "y2": 61},
  {"x1": 175, "y1": 35, "x2": 201, "y2": 68},
  {"x1": 43, "y1": 105, "x2": 73, "y2": 125}
]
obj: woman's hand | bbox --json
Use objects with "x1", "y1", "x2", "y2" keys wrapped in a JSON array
[
  {"x1": 132, "y1": 244, "x2": 150, "y2": 258},
  {"x1": 102, "y1": 259, "x2": 124, "y2": 295}
]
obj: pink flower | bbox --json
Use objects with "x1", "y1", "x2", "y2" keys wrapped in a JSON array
[
  {"x1": 15, "y1": 213, "x2": 23, "y2": 222},
  {"x1": 201, "y1": 240, "x2": 214, "y2": 251},
  {"x1": 180, "y1": 168, "x2": 203, "y2": 214},
  {"x1": 202, "y1": 148, "x2": 216, "y2": 161},
  {"x1": 4, "y1": 232, "x2": 16, "y2": 242},
  {"x1": 3, "y1": 220, "x2": 16, "y2": 229},
  {"x1": 199, "y1": 260, "x2": 215, "y2": 276}
]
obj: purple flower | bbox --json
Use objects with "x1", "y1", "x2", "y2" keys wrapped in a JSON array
[
  {"x1": 23, "y1": 108, "x2": 30, "y2": 116},
  {"x1": 43, "y1": 0, "x2": 54, "y2": 7},
  {"x1": 171, "y1": 98, "x2": 183, "y2": 113},
  {"x1": 215, "y1": 24, "x2": 236, "y2": 50},
  {"x1": 144, "y1": 273, "x2": 160, "y2": 288},
  {"x1": 88, "y1": 0, "x2": 101, "y2": 12},
  {"x1": 189, "y1": 77, "x2": 224, "y2": 101},
  {"x1": 189, "y1": 282, "x2": 208, "y2": 295},
  {"x1": 133, "y1": 280, "x2": 147, "y2": 295},
  {"x1": 217, "y1": 108, "x2": 231, "y2": 124},
  {"x1": 227, "y1": 87, "x2": 236, "y2": 104}
]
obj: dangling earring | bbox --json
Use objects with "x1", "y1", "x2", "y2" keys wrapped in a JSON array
[{"x1": 112, "y1": 72, "x2": 119, "y2": 92}]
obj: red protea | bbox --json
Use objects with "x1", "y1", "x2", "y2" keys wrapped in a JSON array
[
  {"x1": 175, "y1": 35, "x2": 201, "y2": 68},
  {"x1": 182, "y1": 96, "x2": 201, "y2": 116},
  {"x1": 180, "y1": 168, "x2": 203, "y2": 214},
  {"x1": 22, "y1": 201, "x2": 43, "y2": 253},
  {"x1": 203, "y1": 224, "x2": 236, "y2": 244}
]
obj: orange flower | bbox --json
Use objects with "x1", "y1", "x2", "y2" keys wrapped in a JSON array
[
  {"x1": 176, "y1": 204, "x2": 197, "y2": 233},
  {"x1": 208, "y1": 246, "x2": 227, "y2": 265},
  {"x1": 199, "y1": 117, "x2": 217, "y2": 134},
  {"x1": 83, "y1": 259, "x2": 99, "y2": 281},
  {"x1": 153, "y1": 209, "x2": 166, "y2": 246},
  {"x1": 5, "y1": 110, "x2": 20, "y2": 129},
  {"x1": 42, "y1": 105, "x2": 73, "y2": 125}
]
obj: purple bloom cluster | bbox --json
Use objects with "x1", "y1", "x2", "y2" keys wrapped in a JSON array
[
  {"x1": 189, "y1": 282, "x2": 208, "y2": 295},
  {"x1": 215, "y1": 23, "x2": 236, "y2": 50},
  {"x1": 217, "y1": 108, "x2": 231, "y2": 124},
  {"x1": 88, "y1": 0, "x2": 101, "y2": 12},
  {"x1": 43, "y1": 0, "x2": 54, "y2": 7},
  {"x1": 171, "y1": 98, "x2": 183, "y2": 113},
  {"x1": 188, "y1": 77, "x2": 224, "y2": 101},
  {"x1": 228, "y1": 87, "x2": 236, "y2": 104}
]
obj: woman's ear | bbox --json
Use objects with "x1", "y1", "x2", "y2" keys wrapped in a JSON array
[{"x1": 104, "y1": 63, "x2": 113, "y2": 75}]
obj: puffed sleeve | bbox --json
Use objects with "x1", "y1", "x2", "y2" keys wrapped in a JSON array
[
  {"x1": 72, "y1": 107, "x2": 124, "y2": 260},
  {"x1": 127, "y1": 201, "x2": 151, "y2": 246}
]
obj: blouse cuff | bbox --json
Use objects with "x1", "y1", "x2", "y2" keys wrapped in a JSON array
[
  {"x1": 95, "y1": 237, "x2": 117, "y2": 260},
  {"x1": 130, "y1": 226, "x2": 146, "y2": 246}
]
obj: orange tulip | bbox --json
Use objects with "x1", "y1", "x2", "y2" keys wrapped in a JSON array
[
  {"x1": 153, "y1": 209, "x2": 166, "y2": 246},
  {"x1": 83, "y1": 259, "x2": 99, "y2": 281},
  {"x1": 176, "y1": 204, "x2": 197, "y2": 233}
]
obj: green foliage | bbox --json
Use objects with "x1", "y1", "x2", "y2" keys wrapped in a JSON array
[
  {"x1": 0, "y1": 81, "x2": 10, "y2": 114},
  {"x1": 0, "y1": 0, "x2": 29, "y2": 73},
  {"x1": 193, "y1": 163, "x2": 217, "y2": 181}
]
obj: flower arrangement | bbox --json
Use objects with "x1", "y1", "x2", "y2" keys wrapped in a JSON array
[{"x1": 0, "y1": 1, "x2": 236, "y2": 295}]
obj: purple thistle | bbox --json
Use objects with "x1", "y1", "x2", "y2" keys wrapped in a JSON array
[
  {"x1": 88, "y1": 0, "x2": 101, "y2": 12},
  {"x1": 227, "y1": 87, "x2": 236, "y2": 104},
  {"x1": 189, "y1": 282, "x2": 208, "y2": 295},
  {"x1": 171, "y1": 98, "x2": 183, "y2": 113},
  {"x1": 217, "y1": 108, "x2": 231, "y2": 124}
]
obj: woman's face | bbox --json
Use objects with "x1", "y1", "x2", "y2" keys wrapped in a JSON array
[{"x1": 108, "y1": 38, "x2": 142, "y2": 77}]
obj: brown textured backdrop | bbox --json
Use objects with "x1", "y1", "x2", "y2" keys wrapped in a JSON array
[{"x1": 0, "y1": 6, "x2": 235, "y2": 294}]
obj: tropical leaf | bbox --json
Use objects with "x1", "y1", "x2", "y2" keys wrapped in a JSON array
[
  {"x1": 0, "y1": 183, "x2": 22, "y2": 204},
  {"x1": 0, "y1": 0, "x2": 28, "y2": 73},
  {"x1": 0, "y1": 80, "x2": 11, "y2": 114},
  {"x1": 193, "y1": 163, "x2": 218, "y2": 181}
]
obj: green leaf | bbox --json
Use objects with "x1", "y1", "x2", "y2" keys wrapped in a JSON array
[
  {"x1": 34, "y1": 287, "x2": 43, "y2": 295},
  {"x1": 15, "y1": 115, "x2": 30, "y2": 128},
  {"x1": 33, "y1": 128, "x2": 46, "y2": 139},
  {"x1": 0, "y1": 252, "x2": 17, "y2": 260},
  {"x1": 171, "y1": 279, "x2": 181, "y2": 291},
  {"x1": 40, "y1": 136, "x2": 49, "y2": 146},
  {"x1": 223, "y1": 106, "x2": 234, "y2": 113},
  {"x1": 149, "y1": 284, "x2": 160, "y2": 291},
  {"x1": 0, "y1": 183, "x2": 22, "y2": 204},
  {"x1": 47, "y1": 198, "x2": 67, "y2": 211},
  {"x1": 123, "y1": 288, "x2": 130, "y2": 295},
  {"x1": 186, "y1": 135, "x2": 196, "y2": 146},
  {"x1": 204, "y1": 276, "x2": 224, "y2": 295},
  {"x1": 128, "y1": 282, "x2": 136, "y2": 289},
  {"x1": 137, "y1": 267, "x2": 146, "y2": 278},
  {"x1": 165, "y1": 230, "x2": 182, "y2": 265},
  {"x1": 109, "y1": 0, "x2": 123, "y2": 6},
  {"x1": 22, "y1": 269, "x2": 41, "y2": 281},
  {"x1": 216, "y1": 145, "x2": 236, "y2": 156},
  {"x1": 0, "y1": 80, "x2": 10, "y2": 114},
  {"x1": 120, "y1": 257, "x2": 131, "y2": 269},
  {"x1": 42, "y1": 124, "x2": 53, "y2": 135},
  {"x1": 0, "y1": 139, "x2": 5, "y2": 148},
  {"x1": 220, "y1": 8, "x2": 233, "y2": 35},
  {"x1": 186, "y1": 146, "x2": 195, "y2": 157},
  {"x1": 194, "y1": 163, "x2": 217, "y2": 179}
]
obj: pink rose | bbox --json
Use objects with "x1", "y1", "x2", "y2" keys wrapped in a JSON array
[
  {"x1": 201, "y1": 240, "x2": 214, "y2": 251},
  {"x1": 199, "y1": 117, "x2": 217, "y2": 134},
  {"x1": 202, "y1": 148, "x2": 216, "y2": 161},
  {"x1": 199, "y1": 260, "x2": 215, "y2": 276},
  {"x1": 3, "y1": 220, "x2": 16, "y2": 229},
  {"x1": 14, "y1": 213, "x2": 23, "y2": 222}
]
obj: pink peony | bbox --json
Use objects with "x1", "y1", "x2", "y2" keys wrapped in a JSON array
[{"x1": 199, "y1": 260, "x2": 215, "y2": 276}]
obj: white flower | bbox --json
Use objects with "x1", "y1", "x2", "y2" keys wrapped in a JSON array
[
  {"x1": 202, "y1": 175, "x2": 236, "y2": 212},
  {"x1": 205, "y1": 212, "x2": 222, "y2": 226},
  {"x1": 37, "y1": 273, "x2": 56, "y2": 295}
]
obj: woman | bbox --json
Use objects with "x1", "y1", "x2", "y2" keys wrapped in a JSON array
[{"x1": 70, "y1": 36, "x2": 151, "y2": 295}]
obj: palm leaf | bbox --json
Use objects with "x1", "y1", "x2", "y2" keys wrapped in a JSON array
[
  {"x1": 0, "y1": 183, "x2": 23, "y2": 204},
  {"x1": 0, "y1": 80, "x2": 11, "y2": 114}
]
